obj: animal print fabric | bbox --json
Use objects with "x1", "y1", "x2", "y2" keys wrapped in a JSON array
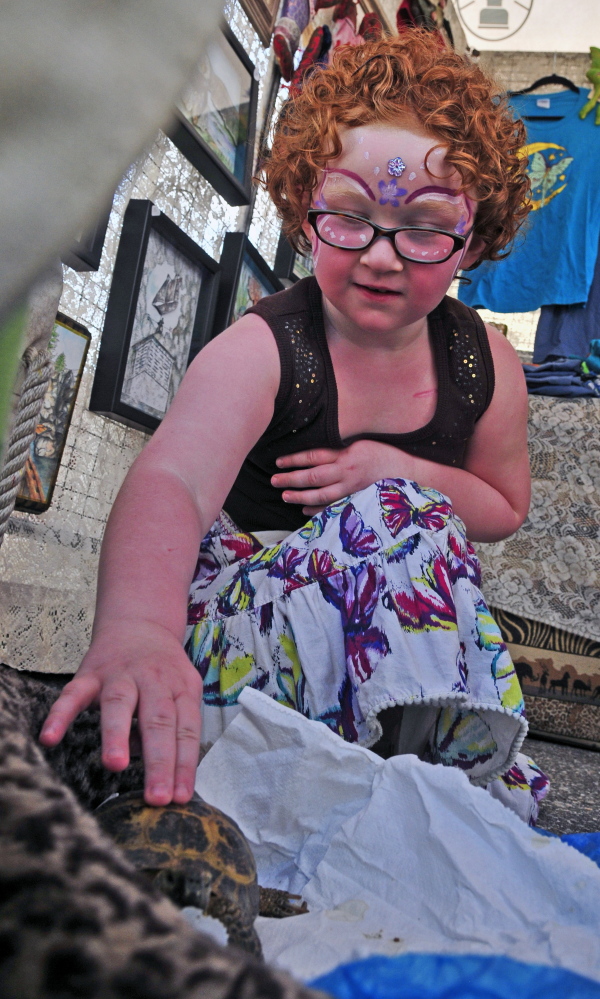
[
  {"x1": 0, "y1": 665, "x2": 324, "y2": 999},
  {"x1": 186, "y1": 479, "x2": 529, "y2": 787}
]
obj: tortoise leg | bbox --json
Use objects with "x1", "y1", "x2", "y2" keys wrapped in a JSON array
[
  {"x1": 259, "y1": 887, "x2": 309, "y2": 918},
  {"x1": 206, "y1": 895, "x2": 263, "y2": 960}
]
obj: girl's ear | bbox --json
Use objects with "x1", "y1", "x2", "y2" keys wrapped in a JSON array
[{"x1": 460, "y1": 234, "x2": 487, "y2": 270}]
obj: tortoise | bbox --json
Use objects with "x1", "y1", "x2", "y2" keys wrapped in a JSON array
[{"x1": 95, "y1": 790, "x2": 307, "y2": 958}]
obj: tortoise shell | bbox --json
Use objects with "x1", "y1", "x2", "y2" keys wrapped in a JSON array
[{"x1": 95, "y1": 790, "x2": 261, "y2": 954}]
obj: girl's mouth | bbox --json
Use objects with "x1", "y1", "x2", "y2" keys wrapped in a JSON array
[{"x1": 355, "y1": 282, "x2": 401, "y2": 297}]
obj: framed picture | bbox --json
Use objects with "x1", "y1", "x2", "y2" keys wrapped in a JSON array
[
  {"x1": 238, "y1": 0, "x2": 280, "y2": 45},
  {"x1": 89, "y1": 199, "x2": 220, "y2": 433},
  {"x1": 15, "y1": 313, "x2": 90, "y2": 514},
  {"x1": 168, "y1": 26, "x2": 258, "y2": 207},
  {"x1": 61, "y1": 204, "x2": 112, "y2": 272},
  {"x1": 213, "y1": 232, "x2": 283, "y2": 335},
  {"x1": 273, "y1": 231, "x2": 314, "y2": 285}
]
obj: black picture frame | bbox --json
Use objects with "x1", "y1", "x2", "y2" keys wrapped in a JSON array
[
  {"x1": 168, "y1": 26, "x2": 259, "y2": 207},
  {"x1": 15, "y1": 312, "x2": 91, "y2": 513},
  {"x1": 213, "y1": 232, "x2": 283, "y2": 335},
  {"x1": 273, "y1": 231, "x2": 314, "y2": 285},
  {"x1": 61, "y1": 205, "x2": 112, "y2": 272},
  {"x1": 89, "y1": 199, "x2": 220, "y2": 433}
]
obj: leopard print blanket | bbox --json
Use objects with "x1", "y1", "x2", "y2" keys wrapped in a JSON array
[{"x1": 0, "y1": 664, "x2": 322, "y2": 999}]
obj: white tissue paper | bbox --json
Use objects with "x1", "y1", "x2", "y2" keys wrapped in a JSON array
[{"x1": 191, "y1": 688, "x2": 600, "y2": 983}]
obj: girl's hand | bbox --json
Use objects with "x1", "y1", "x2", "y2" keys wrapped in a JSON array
[
  {"x1": 271, "y1": 440, "x2": 415, "y2": 514},
  {"x1": 40, "y1": 621, "x2": 203, "y2": 806}
]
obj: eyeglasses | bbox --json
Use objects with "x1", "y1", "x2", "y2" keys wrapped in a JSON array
[{"x1": 306, "y1": 209, "x2": 471, "y2": 264}]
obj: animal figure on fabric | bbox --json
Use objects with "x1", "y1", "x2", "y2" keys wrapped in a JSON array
[
  {"x1": 579, "y1": 47, "x2": 600, "y2": 125},
  {"x1": 0, "y1": 664, "x2": 320, "y2": 999}
]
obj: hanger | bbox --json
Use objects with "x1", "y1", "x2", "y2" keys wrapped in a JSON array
[
  {"x1": 508, "y1": 74, "x2": 580, "y2": 121},
  {"x1": 509, "y1": 73, "x2": 580, "y2": 97}
]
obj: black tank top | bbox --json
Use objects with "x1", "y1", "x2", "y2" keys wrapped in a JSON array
[{"x1": 223, "y1": 276, "x2": 494, "y2": 532}]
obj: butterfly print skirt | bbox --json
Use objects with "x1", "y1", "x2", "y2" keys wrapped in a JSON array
[{"x1": 186, "y1": 479, "x2": 548, "y2": 821}]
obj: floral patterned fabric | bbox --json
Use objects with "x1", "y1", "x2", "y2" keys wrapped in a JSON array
[{"x1": 186, "y1": 480, "x2": 538, "y2": 800}]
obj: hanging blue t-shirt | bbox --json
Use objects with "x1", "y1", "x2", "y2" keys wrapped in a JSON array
[{"x1": 459, "y1": 89, "x2": 600, "y2": 313}]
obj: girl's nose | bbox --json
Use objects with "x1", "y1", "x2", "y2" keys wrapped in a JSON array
[{"x1": 359, "y1": 235, "x2": 404, "y2": 270}]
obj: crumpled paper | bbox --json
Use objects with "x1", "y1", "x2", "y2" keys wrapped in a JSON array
[{"x1": 193, "y1": 688, "x2": 600, "y2": 983}]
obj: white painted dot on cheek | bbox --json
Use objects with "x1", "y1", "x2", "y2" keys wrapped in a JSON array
[
  {"x1": 419, "y1": 163, "x2": 425, "y2": 170},
  {"x1": 373, "y1": 166, "x2": 380, "y2": 175},
  {"x1": 408, "y1": 172, "x2": 416, "y2": 181},
  {"x1": 358, "y1": 135, "x2": 364, "y2": 144},
  {"x1": 364, "y1": 151, "x2": 370, "y2": 159}
]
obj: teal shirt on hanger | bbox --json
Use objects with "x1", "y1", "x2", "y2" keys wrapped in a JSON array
[{"x1": 459, "y1": 89, "x2": 600, "y2": 313}]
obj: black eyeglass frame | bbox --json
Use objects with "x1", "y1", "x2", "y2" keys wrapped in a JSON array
[{"x1": 306, "y1": 209, "x2": 472, "y2": 264}]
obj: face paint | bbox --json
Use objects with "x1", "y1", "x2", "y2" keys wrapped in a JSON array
[
  {"x1": 408, "y1": 171, "x2": 416, "y2": 181},
  {"x1": 405, "y1": 186, "x2": 464, "y2": 205},
  {"x1": 404, "y1": 187, "x2": 473, "y2": 236},
  {"x1": 316, "y1": 168, "x2": 376, "y2": 207},
  {"x1": 387, "y1": 156, "x2": 406, "y2": 177},
  {"x1": 378, "y1": 179, "x2": 407, "y2": 207},
  {"x1": 373, "y1": 166, "x2": 380, "y2": 175}
]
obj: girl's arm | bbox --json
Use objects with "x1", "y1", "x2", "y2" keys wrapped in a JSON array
[
  {"x1": 40, "y1": 316, "x2": 280, "y2": 805},
  {"x1": 272, "y1": 326, "x2": 530, "y2": 542}
]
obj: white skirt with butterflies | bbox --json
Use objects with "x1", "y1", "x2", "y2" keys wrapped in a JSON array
[{"x1": 186, "y1": 479, "x2": 548, "y2": 824}]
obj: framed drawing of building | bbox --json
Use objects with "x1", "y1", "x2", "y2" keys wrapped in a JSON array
[
  {"x1": 273, "y1": 231, "x2": 314, "y2": 285},
  {"x1": 15, "y1": 313, "x2": 91, "y2": 513},
  {"x1": 212, "y1": 232, "x2": 283, "y2": 335},
  {"x1": 89, "y1": 199, "x2": 220, "y2": 433},
  {"x1": 168, "y1": 26, "x2": 258, "y2": 207}
]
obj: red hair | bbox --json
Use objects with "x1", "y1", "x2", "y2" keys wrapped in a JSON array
[{"x1": 263, "y1": 31, "x2": 530, "y2": 266}]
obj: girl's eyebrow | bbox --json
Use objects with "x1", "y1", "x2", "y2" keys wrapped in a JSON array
[
  {"x1": 404, "y1": 185, "x2": 465, "y2": 204},
  {"x1": 321, "y1": 168, "x2": 376, "y2": 201}
]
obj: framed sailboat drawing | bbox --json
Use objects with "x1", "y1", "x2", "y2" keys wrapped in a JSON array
[{"x1": 90, "y1": 199, "x2": 220, "y2": 433}]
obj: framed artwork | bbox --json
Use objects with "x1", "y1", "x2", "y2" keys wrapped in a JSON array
[
  {"x1": 238, "y1": 0, "x2": 280, "y2": 45},
  {"x1": 61, "y1": 204, "x2": 112, "y2": 272},
  {"x1": 213, "y1": 232, "x2": 283, "y2": 335},
  {"x1": 273, "y1": 231, "x2": 314, "y2": 285},
  {"x1": 168, "y1": 26, "x2": 258, "y2": 207},
  {"x1": 89, "y1": 199, "x2": 220, "y2": 433},
  {"x1": 15, "y1": 312, "x2": 90, "y2": 514}
]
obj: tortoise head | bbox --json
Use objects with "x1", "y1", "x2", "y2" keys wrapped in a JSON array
[{"x1": 152, "y1": 866, "x2": 214, "y2": 912}]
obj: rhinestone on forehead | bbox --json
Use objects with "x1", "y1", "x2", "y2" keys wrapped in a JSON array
[{"x1": 387, "y1": 156, "x2": 406, "y2": 178}]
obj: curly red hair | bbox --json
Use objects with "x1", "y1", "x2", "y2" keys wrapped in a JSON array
[{"x1": 263, "y1": 31, "x2": 530, "y2": 266}]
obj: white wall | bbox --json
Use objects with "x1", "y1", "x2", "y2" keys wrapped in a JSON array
[{"x1": 451, "y1": 0, "x2": 600, "y2": 52}]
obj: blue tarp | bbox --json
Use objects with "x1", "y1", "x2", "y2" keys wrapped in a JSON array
[
  {"x1": 312, "y1": 953, "x2": 600, "y2": 999},
  {"x1": 310, "y1": 833, "x2": 600, "y2": 999}
]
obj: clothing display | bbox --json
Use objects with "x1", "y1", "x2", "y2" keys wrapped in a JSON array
[
  {"x1": 523, "y1": 358, "x2": 600, "y2": 397},
  {"x1": 187, "y1": 481, "x2": 534, "y2": 793},
  {"x1": 459, "y1": 89, "x2": 600, "y2": 313},
  {"x1": 224, "y1": 277, "x2": 494, "y2": 532},
  {"x1": 534, "y1": 234, "x2": 600, "y2": 363}
]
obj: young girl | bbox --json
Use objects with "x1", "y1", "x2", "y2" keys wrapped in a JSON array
[{"x1": 42, "y1": 32, "x2": 548, "y2": 823}]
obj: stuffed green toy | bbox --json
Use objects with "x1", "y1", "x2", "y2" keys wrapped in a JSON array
[{"x1": 579, "y1": 46, "x2": 600, "y2": 125}]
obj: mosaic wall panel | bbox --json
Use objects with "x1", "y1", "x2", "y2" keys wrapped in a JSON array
[{"x1": 0, "y1": 2, "x2": 278, "y2": 673}]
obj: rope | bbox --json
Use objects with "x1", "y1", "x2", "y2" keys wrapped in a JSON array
[{"x1": 0, "y1": 347, "x2": 52, "y2": 548}]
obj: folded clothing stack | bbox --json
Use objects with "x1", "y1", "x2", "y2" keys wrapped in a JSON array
[{"x1": 522, "y1": 358, "x2": 600, "y2": 397}]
